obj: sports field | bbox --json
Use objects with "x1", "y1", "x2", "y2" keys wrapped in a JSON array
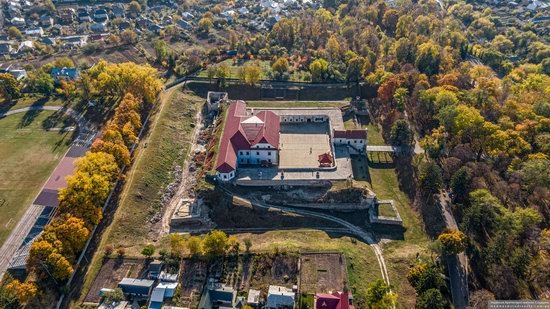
[{"x1": 0, "y1": 110, "x2": 74, "y2": 246}]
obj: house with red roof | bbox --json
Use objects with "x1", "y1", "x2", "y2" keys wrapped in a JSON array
[
  {"x1": 333, "y1": 129, "x2": 367, "y2": 152},
  {"x1": 215, "y1": 101, "x2": 280, "y2": 181},
  {"x1": 314, "y1": 291, "x2": 354, "y2": 309}
]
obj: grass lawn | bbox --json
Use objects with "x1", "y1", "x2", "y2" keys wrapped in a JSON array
[
  {"x1": 232, "y1": 230, "x2": 382, "y2": 305},
  {"x1": 0, "y1": 110, "x2": 74, "y2": 245},
  {"x1": 378, "y1": 203, "x2": 397, "y2": 217},
  {"x1": 77, "y1": 85, "x2": 201, "y2": 303},
  {"x1": 349, "y1": 119, "x2": 430, "y2": 307},
  {"x1": 0, "y1": 95, "x2": 70, "y2": 114},
  {"x1": 299, "y1": 293, "x2": 314, "y2": 309},
  {"x1": 247, "y1": 101, "x2": 348, "y2": 108}
]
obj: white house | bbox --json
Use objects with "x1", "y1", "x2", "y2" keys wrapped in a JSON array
[
  {"x1": 333, "y1": 129, "x2": 367, "y2": 152},
  {"x1": 266, "y1": 285, "x2": 295, "y2": 309}
]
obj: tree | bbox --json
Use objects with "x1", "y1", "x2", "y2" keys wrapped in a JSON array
[
  {"x1": 346, "y1": 56, "x2": 365, "y2": 83},
  {"x1": 103, "y1": 288, "x2": 125, "y2": 306},
  {"x1": 5, "y1": 280, "x2": 38, "y2": 306},
  {"x1": 416, "y1": 288, "x2": 446, "y2": 309},
  {"x1": 390, "y1": 120, "x2": 414, "y2": 147},
  {"x1": 419, "y1": 162, "x2": 443, "y2": 195},
  {"x1": 438, "y1": 229, "x2": 467, "y2": 255},
  {"x1": 382, "y1": 9, "x2": 399, "y2": 34},
  {"x1": 28, "y1": 240, "x2": 73, "y2": 282},
  {"x1": 415, "y1": 41, "x2": 442, "y2": 75},
  {"x1": 207, "y1": 65, "x2": 218, "y2": 84},
  {"x1": 27, "y1": 70, "x2": 55, "y2": 95},
  {"x1": 516, "y1": 158, "x2": 550, "y2": 192},
  {"x1": 104, "y1": 245, "x2": 114, "y2": 257},
  {"x1": 310, "y1": 59, "x2": 329, "y2": 82},
  {"x1": 42, "y1": 216, "x2": 90, "y2": 260},
  {"x1": 198, "y1": 17, "x2": 214, "y2": 34},
  {"x1": 141, "y1": 244, "x2": 155, "y2": 258},
  {"x1": 202, "y1": 230, "x2": 229, "y2": 258},
  {"x1": 52, "y1": 57, "x2": 75, "y2": 68},
  {"x1": 121, "y1": 29, "x2": 138, "y2": 44},
  {"x1": 243, "y1": 64, "x2": 261, "y2": 86},
  {"x1": 187, "y1": 236, "x2": 202, "y2": 256},
  {"x1": 152, "y1": 39, "x2": 168, "y2": 64},
  {"x1": 0, "y1": 73, "x2": 20, "y2": 104},
  {"x1": 117, "y1": 247, "x2": 126, "y2": 258},
  {"x1": 272, "y1": 57, "x2": 289, "y2": 79},
  {"x1": 462, "y1": 189, "x2": 501, "y2": 239},
  {"x1": 7, "y1": 27, "x2": 22, "y2": 39},
  {"x1": 129, "y1": 1, "x2": 141, "y2": 13},
  {"x1": 0, "y1": 280, "x2": 18, "y2": 309},
  {"x1": 91, "y1": 139, "x2": 131, "y2": 168},
  {"x1": 450, "y1": 166, "x2": 471, "y2": 202},
  {"x1": 366, "y1": 279, "x2": 398, "y2": 308},
  {"x1": 244, "y1": 238, "x2": 252, "y2": 253},
  {"x1": 216, "y1": 63, "x2": 230, "y2": 87},
  {"x1": 75, "y1": 152, "x2": 120, "y2": 183},
  {"x1": 407, "y1": 262, "x2": 444, "y2": 293}
]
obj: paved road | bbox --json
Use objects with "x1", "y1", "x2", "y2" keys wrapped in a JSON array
[
  {"x1": 0, "y1": 105, "x2": 95, "y2": 278},
  {"x1": 438, "y1": 192, "x2": 469, "y2": 309}
]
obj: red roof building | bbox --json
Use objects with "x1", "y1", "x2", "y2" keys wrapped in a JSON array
[
  {"x1": 333, "y1": 129, "x2": 367, "y2": 140},
  {"x1": 318, "y1": 152, "x2": 333, "y2": 167},
  {"x1": 216, "y1": 101, "x2": 280, "y2": 179},
  {"x1": 315, "y1": 291, "x2": 354, "y2": 309}
]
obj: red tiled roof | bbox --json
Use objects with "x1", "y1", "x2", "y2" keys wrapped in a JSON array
[
  {"x1": 216, "y1": 101, "x2": 280, "y2": 173},
  {"x1": 315, "y1": 292, "x2": 353, "y2": 309},
  {"x1": 333, "y1": 129, "x2": 367, "y2": 139},
  {"x1": 318, "y1": 152, "x2": 333, "y2": 164}
]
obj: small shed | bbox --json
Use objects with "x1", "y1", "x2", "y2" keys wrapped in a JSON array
[{"x1": 118, "y1": 278, "x2": 155, "y2": 297}]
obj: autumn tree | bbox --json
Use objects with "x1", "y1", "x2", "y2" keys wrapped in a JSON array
[
  {"x1": 346, "y1": 56, "x2": 365, "y2": 84},
  {"x1": 202, "y1": 230, "x2": 229, "y2": 258},
  {"x1": 0, "y1": 73, "x2": 20, "y2": 104},
  {"x1": 42, "y1": 216, "x2": 90, "y2": 260},
  {"x1": 75, "y1": 151, "x2": 120, "y2": 183},
  {"x1": 28, "y1": 240, "x2": 73, "y2": 282},
  {"x1": 416, "y1": 289, "x2": 447, "y2": 309},
  {"x1": 91, "y1": 139, "x2": 131, "y2": 168},
  {"x1": 5, "y1": 280, "x2": 38, "y2": 306},
  {"x1": 187, "y1": 236, "x2": 202, "y2": 256},
  {"x1": 207, "y1": 65, "x2": 218, "y2": 84},
  {"x1": 366, "y1": 279, "x2": 398, "y2": 308},
  {"x1": 216, "y1": 63, "x2": 230, "y2": 87},
  {"x1": 438, "y1": 229, "x2": 467, "y2": 255},
  {"x1": 198, "y1": 17, "x2": 214, "y2": 34},
  {"x1": 272, "y1": 57, "x2": 289, "y2": 80},
  {"x1": 407, "y1": 261, "x2": 444, "y2": 294},
  {"x1": 310, "y1": 59, "x2": 329, "y2": 82},
  {"x1": 129, "y1": 1, "x2": 141, "y2": 13}
]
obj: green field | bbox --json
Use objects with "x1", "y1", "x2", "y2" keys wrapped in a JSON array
[{"x1": 0, "y1": 110, "x2": 74, "y2": 245}]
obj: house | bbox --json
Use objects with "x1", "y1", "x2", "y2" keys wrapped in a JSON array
[
  {"x1": 118, "y1": 21, "x2": 132, "y2": 31},
  {"x1": 215, "y1": 101, "x2": 280, "y2": 181},
  {"x1": 63, "y1": 36, "x2": 87, "y2": 47},
  {"x1": 112, "y1": 6, "x2": 125, "y2": 19},
  {"x1": 0, "y1": 43, "x2": 14, "y2": 55},
  {"x1": 41, "y1": 37, "x2": 56, "y2": 45},
  {"x1": 148, "y1": 260, "x2": 164, "y2": 279},
  {"x1": 199, "y1": 282, "x2": 237, "y2": 309},
  {"x1": 266, "y1": 285, "x2": 295, "y2": 309},
  {"x1": 90, "y1": 22, "x2": 106, "y2": 32},
  {"x1": 40, "y1": 15, "x2": 53, "y2": 27},
  {"x1": 181, "y1": 12, "x2": 194, "y2": 20},
  {"x1": 247, "y1": 289, "x2": 261, "y2": 308},
  {"x1": 50, "y1": 67, "x2": 81, "y2": 82},
  {"x1": 17, "y1": 40, "x2": 33, "y2": 53},
  {"x1": 176, "y1": 19, "x2": 192, "y2": 30},
  {"x1": 60, "y1": 8, "x2": 75, "y2": 24},
  {"x1": 11, "y1": 17, "x2": 25, "y2": 27},
  {"x1": 94, "y1": 8, "x2": 109, "y2": 21},
  {"x1": 332, "y1": 130, "x2": 367, "y2": 152},
  {"x1": 118, "y1": 278, "x2": 155, "y2": 297},
  {"x1": 78, "y1": 11, "x2": 92, "y2": 23},
  {"x1": 25, "y1": 27, "x2": 44, "y2": 37},
  {"x1": 148, "y1": 281, "x2": 178, "y2": 309},
  {"x1": 238, "y1": 7, "x2": 250, "y2": 15},
  {"x1": 314, "y1": 291, "x2": 354, "y2": 309}
]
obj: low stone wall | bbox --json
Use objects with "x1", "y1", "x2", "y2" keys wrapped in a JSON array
[
  {"x1": 369, "y1": 200, "x2": 403, "y2": 226},
  {"x1": 287, "y1": 202, "x2": 371, "y2": 212},
  {"x1": 235, "y1": 179, "x2": 331, "y2": 187}
]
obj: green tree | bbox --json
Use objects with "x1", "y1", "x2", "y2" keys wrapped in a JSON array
[
  {"x1": 390, "y1": 119, "x2": 414, "y2": 147},
  {"x1": 141, "y1": 244, "x2": 155, "y2": 258},
  {"x1": 366, "y1": 279, "x2": 398, "y2": 308},
  {"x1": 7, "y1": 26, "x2": 22, "y2": 39},
  {"x1": 415, "y1": 41, "x2": 442, "y2": 75},
  {"x1": 198, "y1": 17, "x2": 214, "y2": 34},
  {"x1": 450, "y1": 166, "x2": 471, "y2": 202},
  {"x1": 152, "y1": 39, "x2": 168, "y2": 63},
  {"x1": 207, "y1": 65, "x2": 218, "y2": 84},
  {"x1": 27, "y1": 70, "x2": 55, "y2": 95},
  {"x1": 0, "y1": 73, "x2": 20, "y2": 104},
  {"x1": 419, "y1": 162, "x2": 443, "y2": 195},
  {"x1": 103, "y1": 288, "x2": 125, "y2": 306},
  {"x1": 416, "y1": 288, "x2": 446, "y2": 309},
  {"x1": 407, "y1": 262, "x2": 444, "y2": 294},
  {"x1": 346, "y1": 56, "x2": 365, "y2": 83},
  {"x1": 187, "y1": 236, "x2": 202, "y2": 256}
]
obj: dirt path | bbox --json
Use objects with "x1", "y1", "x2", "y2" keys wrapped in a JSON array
[{"x1": 159, "y1": 91, "x2": 204, "y2": 236}]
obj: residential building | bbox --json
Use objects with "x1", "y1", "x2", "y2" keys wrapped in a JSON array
[
  {"x1": 40, "y1": 15, "x2": 53, "y2": 27},
  {"x1": 332, "y1": 130, "x2": 367, "y2": 152},
  {"x1": 215, "y1": 101, "x2": 280, "y2": 181},
  {"x1": 247, "y1": 289, "x2": 261, "y2": 308},
  {"x1": 118, "y1": 278, "x2": 155, "y2": 297},
  {"x1": 25, "y1": 27, "x2": 44, "y2": 37},
  {"x1": 199, "y1": 282, "x2": 237, "y2": 309},
  {"x1": 314, "y1": 291, "x2": 354, "y2": 309},
  {"x1": 50, "y1": 67, "x2": 81, "y2": 82},
  {"x1": 266, "y1": 285, "x2": 295, "y2": 309}
]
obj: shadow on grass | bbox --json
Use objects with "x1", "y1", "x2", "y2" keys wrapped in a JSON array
[{"x1": 17, "y1": 97, "x2": 50, "y2": 128}]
